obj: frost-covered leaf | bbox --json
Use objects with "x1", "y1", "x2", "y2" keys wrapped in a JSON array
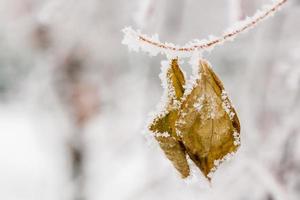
[
  {"x1": 176, "y1": 59, "x2": 241, "y2": 180},
  {"x1": 149, "y1": 59, "x2": 241, "y2": 180},
  {"x1": 149, "y1": 59, "x2": 190, "y2": 178}
]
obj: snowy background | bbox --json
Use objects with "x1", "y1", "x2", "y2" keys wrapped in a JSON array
[{"x1": 0, "y1": 0, "x2": 299, "y2": 200}]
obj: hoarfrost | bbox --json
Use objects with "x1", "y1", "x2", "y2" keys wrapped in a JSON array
[
  {"x1": 207, "y1": 152, "x2": 237, "y2": 179},
  {"x1": 193, "y1": 95, "x2": 205, "y2": 112},
  {"x1": 233, "y1": 130, "x2": 241, "y2": 146},
  {"x1": 146, "y1": 59, "x2": 184, "y2": 138},
  {"x1": 154, "y1": 132, "x2": 170, "y2": 138},
  {"x1": 181, "y1": 54, "x2": 202, "y2": 101},
  {"x1": 183, "y1": 155, "x2": 211, "y2": 186},
  {"x1": 221, "y1": 90, "x2": 235, "y2": 120}
]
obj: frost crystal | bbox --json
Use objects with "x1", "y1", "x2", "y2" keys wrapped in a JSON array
[
  {"x1": 193, "y1": 95, "x2": 205, "y2": 112},
  {"x1": 233, "y1": 130, "x2": 241, "y2": 146},
  {"x1": 147, "y1": 60, "x2": 181, "y2": 125},
  {"x1": 182, "y1": 55, "x2": 202, "y2": 102},
  {"x1": 221, "y1": 90, "x2": 235, "y2": 120},
  {"x1": 154, "y1": 132, "x2": 170, "y2": 138},
  {"x1": 207, "y1": 152, "x2": 237, "y2": 179}
]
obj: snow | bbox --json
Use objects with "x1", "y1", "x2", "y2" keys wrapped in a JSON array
[
  {"x1": 146, "y1": 59, "x2": 183, "y2": 140},
  {"x1": 155, "y1": 132, "x2": 171, "y2": 138},
  {"x1": 221, "y1": 90, "x2": 236, "y2": 120},
  {"x1": 233, "y1": 131, "x2": 241, "y2": 146},
  {"x1": 181, "y1": 54, "x2": 202, "y2": 101},
  {"x1": 147, "y1": 60, "x2": 177, "y2": 122},
  {"x1": 207, "y1": 152, "x2": 236, "y2": 179},
  {"x1": 193, "y1": 95, "x2": 205, "y2": 112}
]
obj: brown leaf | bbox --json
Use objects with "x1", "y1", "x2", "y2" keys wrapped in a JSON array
[
  {"x1": 176, "y1": 59, "x2": 240, "y2": 180},
  {"x1": 149, "y1": 59, "x2": 190, "y2": 178}
]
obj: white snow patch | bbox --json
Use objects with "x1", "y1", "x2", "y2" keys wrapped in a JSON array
[
  {"x1": 233, "y1": 130, "x2": 241, "y2": 146},
  {"x1": 181, "y1": 55, "x2": 202, "y2": 101},
  {"x1": 221, "y1": 90, "x2": 235, "y2": 120},
  {"x1": 145, "y1": 59, "x2": 186, "y2": 142},
  {"x1": 193, "y1": 95, "x2": 205, "y2": 112},
  {"x1": 154, "y1": 132, "x2": 170, "y2": 138}
]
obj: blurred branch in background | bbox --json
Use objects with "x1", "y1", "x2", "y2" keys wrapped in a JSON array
[
  {"x1": 54, "y1": 48, "x2": 100, "y2": 200},
  {"x1": 31, "y1": 17, "x2": 101, "y2": 199}
]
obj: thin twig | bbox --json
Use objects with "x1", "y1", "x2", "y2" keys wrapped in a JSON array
[{"x1": 122, "y1": 0, "x2": 287, "y2": 57}]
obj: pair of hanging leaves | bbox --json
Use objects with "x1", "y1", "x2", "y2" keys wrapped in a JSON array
[{"x1": 149, "y1": 59, "x2": 240, "y2": 180}]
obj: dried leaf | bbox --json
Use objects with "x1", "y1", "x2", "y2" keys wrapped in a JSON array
[
  {"x1": 149, "y1": 59, "x2": 190, "y2": 178},
  {"x1": 176, "y1": 59, "x2": 240, "y2": 180},
  {"x1": 149, "y1": 59, "x2": 241, "y2": 180}
]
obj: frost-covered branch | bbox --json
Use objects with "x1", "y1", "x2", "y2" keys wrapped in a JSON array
[{"x1": 122, "y1": 0, "x2": 287, "y2": 58}]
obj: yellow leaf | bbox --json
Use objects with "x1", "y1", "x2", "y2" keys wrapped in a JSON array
[
  {"x1": 176, "y1": 59, "x2": 240, "y2": 180},
  {"x1": 149, "y1": 59, "x2": 190, "y2": 178}
]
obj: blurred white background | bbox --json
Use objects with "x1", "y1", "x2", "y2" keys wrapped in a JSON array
[{"x1": 0, "y1": 0, "x2": 299, "y2": 200}]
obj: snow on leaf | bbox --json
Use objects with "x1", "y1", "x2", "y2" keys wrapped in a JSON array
[
  {"x1": 147, "y1": 59, "x2": 241, "y2": 181},
  {"x1": 148, "y1": 59, "x2": 190, "y2": 178},
  {"x1": 176, "y1": 59, "x2": 241, "y2": 181}
]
